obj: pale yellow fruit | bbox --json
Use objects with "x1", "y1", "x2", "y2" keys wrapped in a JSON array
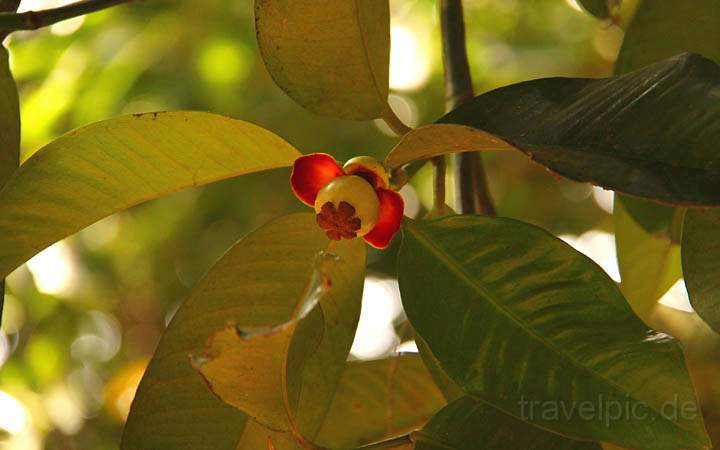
[{"x1": 314, "y1": 175, "x2": 379, "y2": 237}]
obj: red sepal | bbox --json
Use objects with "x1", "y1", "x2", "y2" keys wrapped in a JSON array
[
  {"x1": 290, "y1": 153, "x2": 344, "y2": 206},
  {"x1": 363, "y1": 189, "x2": 404, "y2": 249}
]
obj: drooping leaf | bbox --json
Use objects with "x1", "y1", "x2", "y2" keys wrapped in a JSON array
[
  {"x1": 315, "y1": 353, "x2": 445, "y2": 448},
  {"x1": 255, "y1": 0, "x2": 390, "y2": 120},
  {"x1": 122, "y1": 214, "x2": 366, "y2": 450},
  {"x1": 235, "y1": 354, "x2": 443, "y2": 449},
  {"x1": 615, "y1": 197, "x2": 682, "y2": 321},
  {"x1": 0, "y1": 111, "x2": 301, "y2": 279},
  {"x1": 414, "y1": 396, "x2": 601, "y2": 450},
  {"x1": 682, "y1": 208, "x2": 720, "y2": 335},
  {"x1": 398, "y1": 216, "x2": 709, "y2": 450},
  {"x1": 440, "y1": 53, "x2": 720, "y2": 206},
  {"x1": 384, "y1": 124, "x2": 512, "y2": 170}
]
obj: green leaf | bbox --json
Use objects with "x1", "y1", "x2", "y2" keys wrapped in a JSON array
[
  {"x1": 682, "y1": 208, "x2": 720, "y2": 335},
  {"x1": 440, "y1": 53, "x2": 720, "y2": 206},
  {"x1": 235, "y1": 354, "x2": 444, "y2": 449},
  {"x1": 615, "y1": 197, "x2": 682, "y2": 321},
  {"x1": 414, "y1": 396, "x2": 601, "y2": 450},
  {"x1": 315, "y1": 353, "x2": 445, "y2": 448},
  {"x1": 415, "y1": 335, "x2": 464, "y2": 402},
  {"x1": 0, "y1": 111, "x2": 301, "y2": 279},
  {"x1": 616, "y1": 0, "x2": 720, "y2": 74},
  {"x1": 576, "y1": 0, "x2": 612, "y2": 19},
  {"x1": 0, "y1": 46, "x2": 18, "y2": 188},
  {"x1": 255, "y1": 0, "x2": 390, "y2": 120},
  {"x1": 122, "y1": 214, "x2": 366, "y2": 450},
  {"x1": 398, "y1": 216, "x2": 709, "y2": 450},
  {"x1": 384, "y1": 124, "x2": 512, "y2": 170}
]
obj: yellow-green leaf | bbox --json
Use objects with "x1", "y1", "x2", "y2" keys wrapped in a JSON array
[
  {"x1": 236, "y1": 354, "x2": 444, "y2": 450},
  {"x1": 123, "y1": 214, "x2": 365, "y2": 450},
  {"x1": 615, "y1": 198, "x2": 682, "y2": 321},
  {"x1": 195, "y1": 233, "x2": 366, "y2": 434},
  {"x1": 255, "y1": 0, "x2": 390, "y2": 120},
  {"x1": 315, "y1": 353, "x2": 445, "y2": 448},
  {"x1": 384, "y1": 124, "x2": 512, "y2": 170},
  {"x1": 0, "y1": 111, "x2": 301, "y2": 279}
]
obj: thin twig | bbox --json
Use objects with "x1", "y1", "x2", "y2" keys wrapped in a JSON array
[
  {"x1": 440, "y1": 0, "x2": 495, "y2": 216},
  {"x1": 0, "y1": 0, "x2": 131, "y2": 32}
]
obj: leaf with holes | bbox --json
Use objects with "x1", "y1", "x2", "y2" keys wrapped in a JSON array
[{"x1": 122, "y1": 214, "x2": 366, "y2": 450}]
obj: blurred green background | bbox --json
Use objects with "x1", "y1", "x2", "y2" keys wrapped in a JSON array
[{"x1": 0, "y1": 0, "x2": 628, "y2": 448}]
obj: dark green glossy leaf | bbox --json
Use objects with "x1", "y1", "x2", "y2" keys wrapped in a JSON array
[
  {"x1": 414, "y1": 396, "x2": 601, "y2": 450},
  {"x1": 615, "y1": 197, "x2": 682, "y2": 321},
  {"x1": 122, "y1": 214, "x2": 366, "y2": 450},
  {"x1": 614, "y1": 0, "x2": 720, "y2": 234},
  {"x1": 398, "y1": 216, "x2": 708, "y2": 450},
  {"x1": 415, "y1": 335, "x2": 463, "y2": 402},
  {"x1": 440, "y1": 53, "x2": 720, "y2": 206},
  {"x1": 682, "y1": 208, "x2": 720, "y2": 335}
]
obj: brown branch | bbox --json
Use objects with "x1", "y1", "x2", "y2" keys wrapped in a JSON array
[
  {"x1": 0, "y1": 0, "x2": 131, "y2": 32},
  {"x1": 440, "y1": 0, "x2": 495, "y2": 216}
]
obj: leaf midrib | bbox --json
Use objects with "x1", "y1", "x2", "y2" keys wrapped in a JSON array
[
  {"x1": 404, "y1": 219, "x2": 700, "y2": 442},
  {"x1": 352, "y1": 0, "x2": 387, "y2": 110}
]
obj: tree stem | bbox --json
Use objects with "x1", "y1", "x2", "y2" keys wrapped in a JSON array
[
  {"x1": 440, "y1": 0, "x2": 495, "y2": 216},
  {"x1": 0, "y1": 0, "x2": 131, "y2": 32}
]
